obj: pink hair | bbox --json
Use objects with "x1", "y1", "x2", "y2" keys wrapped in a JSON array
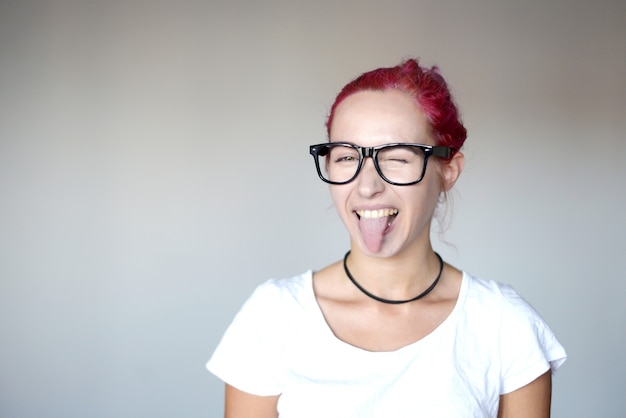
[{"x1": 326, "y1": 59, "x2": 467, "y2": 155}]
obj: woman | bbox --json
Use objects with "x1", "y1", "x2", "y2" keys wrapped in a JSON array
[{"x1": 207, "y1": 59, "x2": 567, "y2": 417}]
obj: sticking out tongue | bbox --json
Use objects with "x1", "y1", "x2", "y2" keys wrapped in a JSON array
[{"x1": 358, "y1": 216, "x2": 390, "y2": 253}]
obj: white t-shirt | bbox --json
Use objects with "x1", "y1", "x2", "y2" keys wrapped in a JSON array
[{"x1": 207, "y1": 271, "x2": 567, "y2": 418}]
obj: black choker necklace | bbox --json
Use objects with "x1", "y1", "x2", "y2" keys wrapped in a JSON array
[{"x1": 343, "y1": 251, "x2": 444, "y2": 305}]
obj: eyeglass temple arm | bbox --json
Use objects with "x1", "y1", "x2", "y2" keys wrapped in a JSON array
[{"x1": 433, "y1": 146, "x2": 453, "y2": 159}]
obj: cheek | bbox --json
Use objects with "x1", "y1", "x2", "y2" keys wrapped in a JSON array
[
  {"x1": 430, "y1": 160, "x2": 446, "y2": 191},
  {"x1": 329, "y1": 186, "x2": 347, "y2": 211},
  {"x1": 329, "y1": 186, "x2": 355, "y2": 225},
  {"x1": 406, "y1": 167, "x2": 443, "y2": 213}
]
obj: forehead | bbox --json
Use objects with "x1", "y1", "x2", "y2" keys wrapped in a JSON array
[{"x1": 330, "y1": 89, "x2": 432, "y2": 145}]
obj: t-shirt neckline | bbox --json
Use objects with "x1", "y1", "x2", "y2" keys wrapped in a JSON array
[{"x1": 304, "y1": 270, "x2": 470, "y2": 355}]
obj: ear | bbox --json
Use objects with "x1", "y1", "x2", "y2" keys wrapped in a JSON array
[{"x1": 440, "y1": 151, "x2": 464, "y2": 192}]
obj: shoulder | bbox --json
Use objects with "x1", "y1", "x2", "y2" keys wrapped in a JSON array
[
  {"x1": 213, "y1": 271, "x2": 314, "y2": 350},
  {"x1": 459, "y1": 272, "x2": 553, "y2": 345},
  {"x1": 461, "y1": 273, "x2": 567, "y2": 392},
  {"x1": 207, "y1": 272, "x2": 313, "y2": 397},
  {"x1": 238, "y1": 271, "x2": 314, "y2": 319},
  {"x1": 463, "y1": 273, "x2": 539, "y2": 318},
  {"x1": 252, "y1": 271, "x2": 313, "y2": 301}
]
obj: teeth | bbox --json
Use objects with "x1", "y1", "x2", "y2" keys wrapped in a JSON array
[{"x1": 356, "y1": 208, "x2": 398, "y2": 219}]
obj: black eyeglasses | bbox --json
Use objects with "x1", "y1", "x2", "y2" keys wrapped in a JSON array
[{"x1": 309, "y1": 142, "x2": 452, "y2": 186}]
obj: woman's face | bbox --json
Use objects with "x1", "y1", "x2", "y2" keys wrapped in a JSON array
[{"x1": 328, "y1": 89, "x2": 452, "y2": 258}]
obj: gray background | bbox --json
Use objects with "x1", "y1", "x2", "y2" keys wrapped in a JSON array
[{"x1": 1, "y1": 0, "x2": 624, "y2": 417}]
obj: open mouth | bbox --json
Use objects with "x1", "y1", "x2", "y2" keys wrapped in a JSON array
[
  {"x1": 354, "y1": 208, "x2": 398, "y2": 226},
  {"x1": 354, "y1": 208, "x2": 398, "y2": 252}
]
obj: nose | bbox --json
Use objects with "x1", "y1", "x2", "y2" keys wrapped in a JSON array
[{"x1": 355, "y1": 157, "x2": 385, "y2": 197}]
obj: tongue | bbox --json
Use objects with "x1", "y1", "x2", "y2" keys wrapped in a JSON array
[{"x1": 358, "y1": 217, "x2": 389, "y2": 253}]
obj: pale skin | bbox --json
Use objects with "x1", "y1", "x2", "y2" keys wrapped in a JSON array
[{"x1": 223, "y1": 90, "x2": 552, "y2": 417}]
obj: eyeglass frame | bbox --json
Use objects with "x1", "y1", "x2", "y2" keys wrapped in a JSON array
[{"x1": 309, "y1": 142, "x2": 453, "y2": 186}]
